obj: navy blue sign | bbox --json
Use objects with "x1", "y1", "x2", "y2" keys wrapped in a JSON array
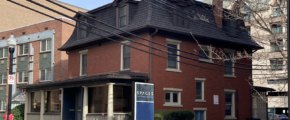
[{"x1": 134, "y1": 82, "x2": 154, "y2": 120}]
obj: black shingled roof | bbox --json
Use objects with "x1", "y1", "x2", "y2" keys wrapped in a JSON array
[{"x1": 58, "y1": 0, "x2": 262, "y2": 51}]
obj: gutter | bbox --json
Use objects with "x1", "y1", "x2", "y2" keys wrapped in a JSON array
[{"x1": 149, "y1": 29, "x2": 158, "y2": 83}]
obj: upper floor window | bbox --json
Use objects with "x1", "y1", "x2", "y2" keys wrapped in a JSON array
[
  {"x1": 0, "y1": 74, "x2": 7, "y2": 85},
  {"x1": 224, "y1": 49, "x2": 235, "y2": 77},
  {"x1": 166, "y1": 39, "x2": 181, "y2": 72},
  {"x1": 41, "y1": 39, "x2": 51, "y2": 52},
  {"x1": 19, "y1": 43, "x2": 28, "y2": 55},
  {"x1": 78, "y1": 18, "x2": 87, "y2": 39},
  {"x1": 174, "y1": 9, "x2": 189, "y2": 28},
  {"x1": 0, "y1": 47, "x2": 8, "y2": 59},
  {"x1": 118, "y1": 6, "x2": 127, "y2": 28},
  {"x1": 0, "y1": 100, "x2": 5, "y2": 111},
  {"x1": 229, "y1": 20, "x2": 238, "y2": 37},
  {"x1": 270, "y1": 39, "x2": 284, "y2": 52},
  {"x1": 199, "y1": 45, "x2": 212, "y2": 62},
  {"x1": 272, "y1": 8, "x2": 281, "y2": 17},
  {"x1": 79, "y1": 50, "x2": 88, "y2": 76},
  {"x1": 121, "y1": 41, "x2": 130, "y2": 70},
  {"x1": 195, "y1": 78, "x2": 206, "y2": 102},
  {"x1": 270, "y1": 59, "x2": 283, "y2": 70},
  {"x1": 271, "y1": 24, "x2": 283, "y2": 34},
  {"x1": 18, "y1": 71, "x2": 28, "y2": 83},
  {"x1": 40, "y1": 68, "x2": 51, "y2": 81}
]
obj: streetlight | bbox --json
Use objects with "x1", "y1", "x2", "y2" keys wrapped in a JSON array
[{"x1": 7, "y1": 34, "x2": 16, "y2": 120}]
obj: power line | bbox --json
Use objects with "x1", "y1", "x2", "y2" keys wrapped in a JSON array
[
  {"x1": 28, "y1": 0, "x2": 283, "y2": 71},
  {"x1": 8, "y1": 0, "x2": 287, "y2": 75}
]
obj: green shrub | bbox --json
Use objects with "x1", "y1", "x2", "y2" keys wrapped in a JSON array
[
  {"x1": 154, "y1": 114, "x2": 162, "y2": 120},
  {"x1": 163, "y1": 110, "x2": 194, "y2": 120},
  {"x1": 11, "y1": 104, "x2": 25, "y2": 120}
]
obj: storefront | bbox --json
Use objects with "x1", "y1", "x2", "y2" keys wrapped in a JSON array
[{"x1": 19, "y1": 72, "x2": 148, "y2": 120}]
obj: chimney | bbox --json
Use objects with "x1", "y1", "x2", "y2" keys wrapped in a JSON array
[{"x1": 213, "y1": 0, "x2": 223, "y2": 29}]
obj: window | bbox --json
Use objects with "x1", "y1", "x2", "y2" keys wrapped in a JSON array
[
  {"x1": 245, "y1": 13, "x2": 251, "y2": 21},
  {"x1": 174, "y1": 9, "x2": 188, "y2": 28},
  {"x1": 40, "y1": 68, "x2": 51, "y2": 81},
  {"x1": 118, "y1": 6, "x2": 127, "y2": 28},
  {"x1": 224, "y1": 50, "x2": 235, "y2": 76},
  {"x1": 88, "y1": 86, "x2": 108, "y2": 113},
  {"x1": 0, "y1": 47, "x2": 8, "y2": 58},
  {"x1": 0, "y1": 74, "x2": 7, "y2": 85},
  {"x1": 41, "y1": 39, "x2": 51, "y2": 52},
  {"x1": 195, "y1": 78, "x2": 206, "y2": 102},
  {"x1": 166, "y1": 39, "x2": 181, "y2": 72},
  {"x1": 229, "y1": 20, "x2": 238, "y2": 37},
  {"x1": 45, "y1": 90, "x2": 61, "y2": 113},
  {"x1": 163, "y1": 88, "x2": 183, "y2": 107},
  {"x1": 199, "y1": 45, "x2": 212, "y2": 62},
  {"x1": 79, "y1": 50, "x2": 88, "y2": 76},
  {"x1": 121, "y1": 41, "x2": 130, "y2": 70},
  {"x1": 18, "y1": 71, "x2": 28, "y2": 83},
  {"x1": 78, "y1": 19, "x2": 87, "y2": 39},
  {"x1": 224, "y1": 89, "x2": 236, "y2": 119},
  {"x1": 113, "y1": 86, "x2": 132, "y2": 113},
  {"x1": 30, "y1": 91, "x2": 41, "y2": 112},
  {"x1": 270, "y1": 40, "x2": 283, "y2": 52},
  {"x1": 270, "y1": 59, "x2": 283, "y2": 70},
  {"x1": 244, "y1": 4, "x2": 250, "y2": 21},
  {"x1": 271, "y1": 24, "x2": 283, "y2": 34},
  {"x1": 272, "y1": 8, "x2": 281, "y2": 17},
  {"x1": 0, "y1": 100, "x2": 5, "y2": 111},
  {"x1": 194, "y1": 108, "x2": 207, "y2": 120},
  {"x1": 267, "y1": 79, "x2": 288, "y2": 84},
  {"x1": 19, "y1": 43, "x2": 28, "y2": 55},
  {"x1": 246, "y1": 26, "x2": 251, "y2": 35}
]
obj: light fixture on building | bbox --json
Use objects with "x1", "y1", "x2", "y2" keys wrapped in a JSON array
[{"x1": 7, "y1": 34, "x2": 16, "y2": 48}]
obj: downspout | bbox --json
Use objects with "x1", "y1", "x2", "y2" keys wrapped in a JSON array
[{"x1": 149, "y1": 29, "x2": 158, "y2": 83}]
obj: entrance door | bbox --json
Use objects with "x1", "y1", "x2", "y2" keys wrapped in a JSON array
[
  {"x1": 75, "y1": 88, "x2": 83, "y2": 120},
  {"x1": 63, "y1": 87, "x2": 83, "y2": 120}
]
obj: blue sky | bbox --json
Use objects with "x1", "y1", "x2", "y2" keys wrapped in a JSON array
[{"x1": 58, "y1": 0, "x2": 114, "y2": 10}]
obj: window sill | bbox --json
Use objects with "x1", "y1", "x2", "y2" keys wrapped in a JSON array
[
  {"x1": 0, "y1": 84, "x2": 7, "y2": 86},
  {"x1": 17, "y1": 82, "x2": 28, "y2": 84},
  {"x1": 224, "y1": 75, "x2": 236, "y2": 78},
  {"x1": 120, "y1": 69, "x2": 130, "y2": 71},
  {"x1": 27, "y1": 113, "x2": 40, "y2": 115},
  {"x1": 40, "y1": 51, "x2": 51, "y2": 54},
  {"x1": 39, "y1": 80, "x2": 51, "y2": 83},
  {"x1": 163, "y1": 104, "x2": 183, "y2": 107},
  {"x1": 43, "y1": 113, "x2": 61, "y2": 115},
  {"x1": 18, "y1": 54, "x2": 28, "y2": 57},
  {"x1": 0, "y1": 58, "x2": 7, "y2": 60},
  {"x1": 224, "y1": 116, "x2": 237, "y2": 120},
  {"x1": 199, "y1": 59, "x2": 214, "y2": 63},
  {"x1": 166, "y1": 68, "x2": 182, "y2": 73},
  {"x1": 195, "y1": 99, "x2": 206, "y2": 102}
]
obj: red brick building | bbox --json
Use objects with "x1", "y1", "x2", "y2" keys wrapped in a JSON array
[
  {"x1": 0, "y1": 18, "x2": 75, "y2": 116},
  {"x1": 19, "y1": 0, "x2": 262, "y2": 120}
]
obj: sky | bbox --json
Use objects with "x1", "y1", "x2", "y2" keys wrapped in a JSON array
[{"x1": 58, "y1": 0, "x2": 114, "y2": 10}]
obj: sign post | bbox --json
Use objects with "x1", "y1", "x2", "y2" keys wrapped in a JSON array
[{"x1": 133, "y1": 82, "x2": 154, "y2": 120}]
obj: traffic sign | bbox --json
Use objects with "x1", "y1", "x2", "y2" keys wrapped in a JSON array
[{"x1": 8, "y1": 75, "x2": 14, "y2": 84}]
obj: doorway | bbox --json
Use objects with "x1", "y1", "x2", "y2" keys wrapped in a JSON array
[{"x1": 63, "y1": 87, "x2": 83, "y2": 120}]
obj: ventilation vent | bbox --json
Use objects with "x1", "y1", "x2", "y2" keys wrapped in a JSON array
[
  {"x1": 45, "y1": 27, "x2": 48, "y2": 30},
  {"x1": 22, "y1": 32, "x2": 26, "y2": 35},
  {"x1": 2, "y1": 37, "x2": 5, "y2": 40}
]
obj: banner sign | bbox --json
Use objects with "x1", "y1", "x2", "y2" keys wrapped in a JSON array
[
  {"x1": 134, "y1": 82, "x2": 154, "y2": 120},
  {"x1": 8, "y1": 75, "x2": 15, "y2": 84}
]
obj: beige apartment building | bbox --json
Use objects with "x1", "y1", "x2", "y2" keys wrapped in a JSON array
[{"x1": 0, "y1": 0, "x2": 87, "y2": 31}]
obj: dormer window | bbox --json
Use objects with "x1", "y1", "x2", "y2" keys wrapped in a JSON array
[
  {"x1": 78, "y1": 18, "x2": 87, "y2": 39},
  {"x1": 223, "y1": 19, "x2": 239, "y2": 37},
  {"x1": 118, "y1": 5, "x2": 127, "y2": 28},
  {"x1": 174, "y1": 9, "x2": 189, "y2": 28}
]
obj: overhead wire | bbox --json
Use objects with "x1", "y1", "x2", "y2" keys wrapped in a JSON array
[{"x1": 8, "y1": 0, "x2": 287, "y2": 75}]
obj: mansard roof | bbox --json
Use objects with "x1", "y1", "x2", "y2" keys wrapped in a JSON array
[{"x1": 59, "y1": 0, "x2": 262, "y2": 51}]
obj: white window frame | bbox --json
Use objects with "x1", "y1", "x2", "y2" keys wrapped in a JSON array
[
  {"x1": 0, "y1": 74, "x2": 7, "y2": 85},
  {"x1": 163, "y1": 88, "x2": 183, "y2": 107},
  {"x1": 39, "y1": 68, "x2": 51, "y2": 82},
  {"x1": 0, "y1": 47, "x2": 8, "y2": 59},
  {"x1": 77, "y1": 18, "x2": 87, "y2": 39},
  {"x1": 18, "y1": 71, "x2": 28, "y2": 83},
  {"x1": 0, "y1": 100, "x2": 6, "y2": 111},
  {"x1": 18, "y1": 43, "x2": 28, "y2": 55},
  {"x1": 120, "y1": 41, "x2": 131, "y2": 71},
  {"x1": 199, "y1": 45, "x2": 213, "y2": 63},
  {"x1": 40, "y1": 39, "x2": 51, "y2": 52},
  {"x1": 79, "y1": 50, "x2": 88, "y2": 76},
  {"x1": 166, "y1": 38, "x2": 181, "y2": 72},
  {"x1": 224, "y1": 49, "x2": 236, "y2": 78},
  {"x1": 194, "y1": 108, "x2": 207, "y2": 120},
  {"x1": 195, "y1": 78, "x2": 206, "y2": 102},
  {"x1": 224, "y1": 89, "x2": 236, "y2": 119}
]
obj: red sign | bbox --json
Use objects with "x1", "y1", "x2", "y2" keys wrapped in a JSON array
[
  {"x1": 102, "y1": 113, "x2": 104, "y2": 117},
  {"x1": 8, "y1": 75, "x2": 14, "y2": 84},
  {"x1": 3, "y1": 114, "x2": 13, "y2": 120}
]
